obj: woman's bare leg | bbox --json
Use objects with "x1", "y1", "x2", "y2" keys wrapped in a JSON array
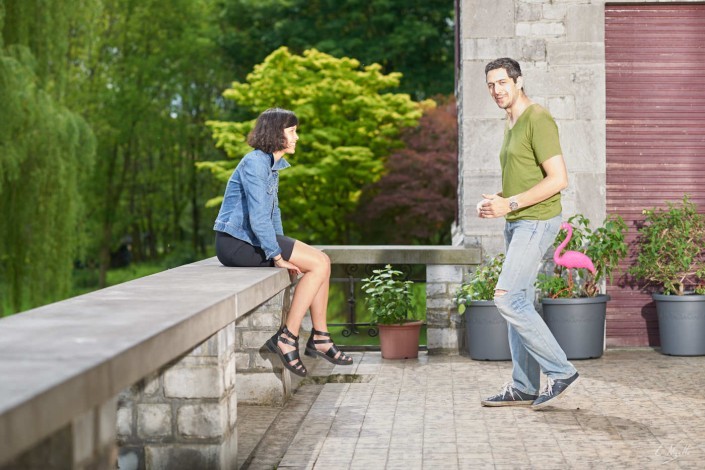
[
  {"x1": 285, "y1": 241, "x2": 330, "y2": 333},
  {"x1": 274, "y1": 241, "x2": 330, "y2": 362},
  {"x1": 273, "y1": 240, "x2": 348, "y2": 362}
]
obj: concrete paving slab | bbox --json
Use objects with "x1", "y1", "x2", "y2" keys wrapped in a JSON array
[{"x1": 239, "y1": 348, "x2": 705, "y2": 469}]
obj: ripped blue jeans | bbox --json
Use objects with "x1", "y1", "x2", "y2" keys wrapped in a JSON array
[{"x1": 494, "y1": 215, "x2": 577, "y2": 395}]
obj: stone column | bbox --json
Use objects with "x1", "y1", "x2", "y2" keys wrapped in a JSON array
[{"x1": 426, "y1": 265, "x2": 465, "y2": 354}]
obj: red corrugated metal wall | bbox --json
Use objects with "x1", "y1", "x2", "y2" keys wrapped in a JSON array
[{"x1": 605, "y1": 4, "x2": 705, "y2": 346}]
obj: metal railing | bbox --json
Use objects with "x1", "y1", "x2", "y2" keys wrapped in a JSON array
[
  {"x1": 329, "y1": 263, "x2": 426, "y2": 341},
  {"x1": 318, "y1": 245, "x2": 481, "y2": 350}
]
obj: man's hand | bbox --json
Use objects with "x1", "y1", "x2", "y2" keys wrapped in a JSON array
[{"x1": 477, "y1": 193, "x2": 511, "y2": 218}]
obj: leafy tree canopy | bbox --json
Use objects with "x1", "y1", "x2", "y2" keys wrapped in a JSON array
[
  {"x1": 218, "y1": 0, "x2": 455, "y2": 99},
  {"x1": 354, "y1": 97, "x2": 458, "y2": 244},
  {"x1": 202, "y1": 46, "x2": 432, "y2": 243}
]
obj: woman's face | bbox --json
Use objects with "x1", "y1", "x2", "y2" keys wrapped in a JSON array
[{"x1": 282, "y1": 125, "x2": 298, "y2": 154}]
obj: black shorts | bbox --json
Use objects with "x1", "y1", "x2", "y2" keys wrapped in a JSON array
[{"x1": 215, "y1": 231, "x2": 296, "y2": 267}]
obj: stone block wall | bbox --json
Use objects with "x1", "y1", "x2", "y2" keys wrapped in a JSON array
[
  {"x1": 426, "y1": 265, "x2": 465, "y2": 354},
  {"x1": 117, "y1": 323, "x2": 238, "y2": 470},
  {"x1": 117, "y1": 287, "x2": 293, "y2": 470},
  {"x1": 458, "y1": 0, "x2": 608, "y2": 257},
  {"x1": 235, "y1": 288, "x2": 303, "y2": 405}
]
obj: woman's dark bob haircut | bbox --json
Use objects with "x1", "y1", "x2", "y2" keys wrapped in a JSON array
[{"x1": 247, "y1": 108, "x2": 299, "y2": 154}]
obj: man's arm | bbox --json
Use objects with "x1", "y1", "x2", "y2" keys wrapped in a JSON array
[{"x1": 478, "y1": 154, "x2": 567, "y2": 219}]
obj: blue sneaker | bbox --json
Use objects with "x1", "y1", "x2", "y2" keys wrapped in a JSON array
[
  {"x1": 481, "y1": 382, "x2": 538, "y2": 407},
  {"x1": 531, "y1": 372, "x2": 580, "y2": 410}
]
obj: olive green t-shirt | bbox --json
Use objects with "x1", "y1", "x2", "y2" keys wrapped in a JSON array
[{"x1": 500, "y1": 104, "x2": 563, "y2": 221}]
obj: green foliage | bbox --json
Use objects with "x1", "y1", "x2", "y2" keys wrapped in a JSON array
[
  {"x1": 218, "y1": 0, "x2": 455, "y2": 99},
  {"x1": 535, "y1": 273, "x2": 570, "y2": 299},
  {"x1": 354, "y1": 96, "x2": 457, "y2": 245},
  {"x1": 203, "y1": 47, "x2": 429, "y2": 244},
  {"x1": 536, "y1": 214, "x2": 628, "y2": 299},
  {"x1": 455, "y1": 254, "x2": 504, "y2": 313},
  {"x1": 629, "y1": 195, "x2": 705, "y2": 296},
  {"x1": 1, "y1": 0, "x2": 234, "y2": 315},
  {"x1": 361, "y1": 265, "x2": 415, "y2": 325},
  {"x1": 0, "y1": 1, "x2": 97, "y2": 314},
  {"x1": 73, "y1": 0, "x2": 230, "y2": 285}
]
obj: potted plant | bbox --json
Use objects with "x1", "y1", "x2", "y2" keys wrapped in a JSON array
[
  {"x1": 536, "y1": 214, "x2": 628, "y2": 359},
  {"x1": 455, "y1": 254, "x2": 510, "y2": 360},
  {"x1": 361, "y1": 264, "x2": 422, "y2": 359},
  {"x1": 629, "y1": 195, "x2": 705, "y2": 356}
]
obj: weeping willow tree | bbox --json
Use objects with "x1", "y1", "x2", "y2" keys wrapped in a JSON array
[{"x1": 0, "y1": 1, "x2": 96, "y2": 315}]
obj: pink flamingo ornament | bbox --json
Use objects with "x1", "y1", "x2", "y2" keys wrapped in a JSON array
[{"x1": 554, "y1": 222, "x2": 596, "y2": 291}]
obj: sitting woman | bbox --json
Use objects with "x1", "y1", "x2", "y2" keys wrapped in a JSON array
[{"x1": 213, "y1": 108, "x2": 352, "y2": 377}]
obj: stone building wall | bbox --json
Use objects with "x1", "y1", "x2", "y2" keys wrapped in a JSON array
[
  {"x1": 458, "y1": 0, "x2": 607, "y2": 256},
  {"x1": 458, "y1": 0, "x2": 703, "y2": 256}
]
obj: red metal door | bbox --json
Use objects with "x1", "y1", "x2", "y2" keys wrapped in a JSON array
[{"x1": 605, "y1": 4, "x2": 705, "y2": 346}]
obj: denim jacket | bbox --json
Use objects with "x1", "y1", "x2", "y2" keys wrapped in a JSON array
[{"x1": 213, "y1": 149, "x2": 291, "y2": 259}]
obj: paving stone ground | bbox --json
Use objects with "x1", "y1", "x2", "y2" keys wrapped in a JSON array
[{"x1": 239, "y1": 349, "x2": 705, "y2": 469}]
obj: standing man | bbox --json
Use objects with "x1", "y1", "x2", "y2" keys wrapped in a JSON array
[{"x1": 478, "y1": 58, "x2": 579, "y2": 410}]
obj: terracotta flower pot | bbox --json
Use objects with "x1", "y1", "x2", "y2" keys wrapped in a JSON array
[{"x1": 378, "y1": 321, "x2": 423, "y2": 359}]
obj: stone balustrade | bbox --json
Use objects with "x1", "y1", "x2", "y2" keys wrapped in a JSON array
[
  {"x1": 318, "y1": 245, "x2": 481, "y2": 353},
  {"x1": 0, "y1": 259, "x2": 292, "y2": 470},
  {"x1": 0, "y1": 246, "x2": 479, "y2": 469}
]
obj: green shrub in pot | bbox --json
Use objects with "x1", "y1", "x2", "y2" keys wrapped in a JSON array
[
  {"x1": 536, "y1": 214, "x2": 628, "y2": 299},
  {"x1": 535, "y1": 214, "x2": 628, "y2": 360},
  {"x1": 361, "y1": 264, "x2": 415, "y2": 325},
  {"x1": 629, "y1": 195, "x2": 705, "y2": 296},
  {"x1": 455, "y1": 254, "x2": 504, "y2": 312},
  {"x1": 628, "y1": 195, "x2": 705, "y2": 355},
  {"x1": 361, "y1": 264, "x2": 421, "y2": 359},
  {"x1": 454, "y1": 254, "x2": 510, "y2": 361}
]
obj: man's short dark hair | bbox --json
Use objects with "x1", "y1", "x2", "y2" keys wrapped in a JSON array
[
  {"x1": 485, "y1": 57, "x2": 522, "y2": 83},
  {"x1": 247, "y1": 108, "x2": 299, "y2": 154}
]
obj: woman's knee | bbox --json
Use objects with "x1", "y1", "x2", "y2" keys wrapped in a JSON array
[
  {"x1": 291, "y1": 243, "x2": 330, "y2": 275},
  {"x1": 316, "y1": 250, "x2": 331, "y2": 276}
]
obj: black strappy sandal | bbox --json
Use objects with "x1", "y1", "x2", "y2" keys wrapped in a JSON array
[
  {"x1": 265, "y1": 326, "x2": 307, "y2": 377},
  {"x1": 304, "y1": 328, "x2": 353, "y2": 365}
]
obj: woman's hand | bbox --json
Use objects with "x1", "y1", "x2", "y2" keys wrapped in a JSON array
[{"x1": 275, "y1": 258, "x2": 302, "y2": 276}]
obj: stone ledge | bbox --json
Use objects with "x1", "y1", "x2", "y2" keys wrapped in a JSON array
[
  {"x1": 0, "y1": 258, "x2": 290, "y2": 466},
  {"x1": 317, "y1": 245, "x2": 481, "y2": 265}
]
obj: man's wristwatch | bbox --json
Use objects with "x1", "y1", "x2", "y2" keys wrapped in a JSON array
[{"x1": 509, "y1": 197, "x2": 519, "y2": 212}]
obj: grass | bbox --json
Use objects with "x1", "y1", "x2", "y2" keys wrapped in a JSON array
[
  {"x1": 70, "y1": 262, "x2": 170, "y2": 298},
  {"x1": 326, "y1": 323, "x2": 428, "y2": 348}
]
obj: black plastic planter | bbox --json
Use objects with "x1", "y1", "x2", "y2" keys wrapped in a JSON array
[
  {"x1": 465, "y1": 300, "x2": 511, "y2": 361},
  {"x1": 541, "y1": 295, "x2": 609, "y2": 360},
  {"x1": 654, "y1": 293, "x2": 705, "y2": 356}
]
